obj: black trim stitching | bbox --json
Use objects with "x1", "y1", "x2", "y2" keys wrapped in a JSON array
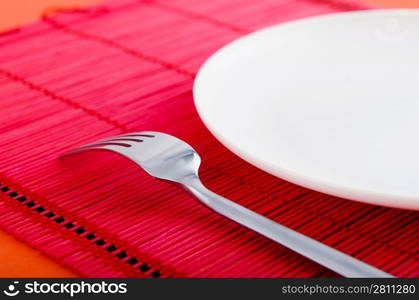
[{"x1": 0, "y1": 181, "x2": 164, "y2": 278}]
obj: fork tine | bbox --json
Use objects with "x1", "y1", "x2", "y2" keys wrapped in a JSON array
[
  {"x1": 60, "y1": 142, "x2": 128, "y2": 158},
  {"x1": 60, "y1": 146, "x2": 103, "y2": 158},
  {"x1": 79, "y1": 140, "x2": 131, "y2": 149},
  {"x1": 61, "y1": 131, "x2": 160, "y2": 159}
]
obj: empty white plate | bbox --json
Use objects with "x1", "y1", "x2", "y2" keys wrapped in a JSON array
[{"x1": 193, "y1": 10, "x2": 419, "y2": 210}]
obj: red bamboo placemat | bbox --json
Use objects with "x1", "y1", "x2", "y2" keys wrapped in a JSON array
[{"x1": 0, "y1": 0, "x2": 418, "y2": 278}]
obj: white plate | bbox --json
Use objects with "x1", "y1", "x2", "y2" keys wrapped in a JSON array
[{"x1": 193, "y1": 10, "x2": 419, "y2": 210}]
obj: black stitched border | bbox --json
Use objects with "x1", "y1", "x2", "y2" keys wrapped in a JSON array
[{"x1": 0, "y1": 181, "x2": 164, "y2": 278}]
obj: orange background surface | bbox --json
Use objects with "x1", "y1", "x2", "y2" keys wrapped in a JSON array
[{"x1": 0, "y1": 0, "x2": 416, "y2": 277}]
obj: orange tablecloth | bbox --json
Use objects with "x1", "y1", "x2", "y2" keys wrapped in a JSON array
[{"x1": 0, "y1": 0, "x2": 416, "y2": 278}]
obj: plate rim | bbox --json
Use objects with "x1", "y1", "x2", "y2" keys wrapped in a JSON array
[{"x1": 193, "y1": 9, "x2": 419, "y2": 210}]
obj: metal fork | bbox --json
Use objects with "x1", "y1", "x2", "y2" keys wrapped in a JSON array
[{"x1": 62, "y1": 131, "x2": 393, "y2": 278}]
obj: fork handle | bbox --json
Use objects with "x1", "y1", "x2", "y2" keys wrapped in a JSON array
[{"x1": 181, "y1": 175, "x2": 393, "y2": 278}]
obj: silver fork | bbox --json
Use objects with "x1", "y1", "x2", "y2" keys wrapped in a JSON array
[{"x1": 62, "y1": 131, "x2": 393, "y2": 278}]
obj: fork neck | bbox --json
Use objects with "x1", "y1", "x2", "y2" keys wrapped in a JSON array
[{"x1": 179, "y1": 174, "x2": 216, "y2": 207}]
